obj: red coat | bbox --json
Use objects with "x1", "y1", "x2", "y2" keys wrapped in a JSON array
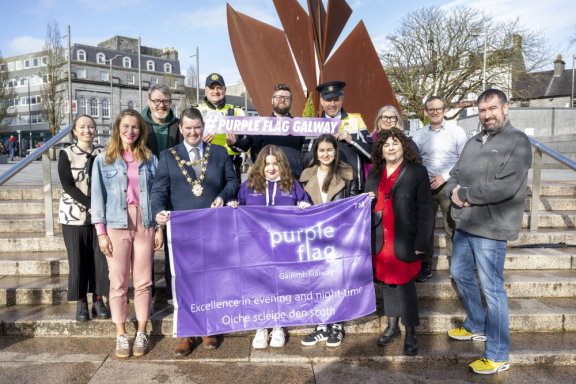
[{"x1": 372, "y1": 164, "x2": 421, "y2": 284}]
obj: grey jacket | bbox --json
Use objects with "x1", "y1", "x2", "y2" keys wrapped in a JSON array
[{"x1": 446, "y1": 121, "x2": 532, "y2": 241}]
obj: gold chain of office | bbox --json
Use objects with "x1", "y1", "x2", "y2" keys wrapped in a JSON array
[{"x1": 169, "y1": 144, "x2": 211, "y2": 197}]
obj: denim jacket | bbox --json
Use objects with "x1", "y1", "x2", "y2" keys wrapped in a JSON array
[{"x1": 91, "y1": 152, "x2": 158, "y2": 229}]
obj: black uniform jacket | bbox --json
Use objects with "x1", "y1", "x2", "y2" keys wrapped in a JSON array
[{"x1": 365, "y1": 160, "x2": 434, "y2": 263}]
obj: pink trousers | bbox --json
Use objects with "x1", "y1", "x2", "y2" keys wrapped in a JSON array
[{"x1": 106, "y1": 205, "x2": 154, "y2": 324}]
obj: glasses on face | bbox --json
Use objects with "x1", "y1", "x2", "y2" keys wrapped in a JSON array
[
  {"x1": 273, "y1": 96, "x2": 292, "y2": 101},
  {"x1": 150, "y1": 99, "x2": 172, "y2": 107},
  {"x1": 381, "y1": 116, "x2": 398, "y2": 122},
  {"x1": 426, "y1": 108, "x2": 444, "y2": 114}
]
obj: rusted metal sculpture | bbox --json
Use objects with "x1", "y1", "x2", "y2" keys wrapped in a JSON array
[{"x1": 227, "y1": 0, "x2": 400, "y2": 131}]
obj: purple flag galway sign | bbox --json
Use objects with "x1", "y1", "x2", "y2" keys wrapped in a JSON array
[
  {"x1": 203, "y1": 111, "x2": 342, "y2": 137},
  {"x1": 167, "y1": 194, "x2": 375, "y2": 337}
]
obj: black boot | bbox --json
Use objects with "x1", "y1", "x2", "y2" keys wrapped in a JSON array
[
  {"x1": 403, "y1": 327, "x2": 418, "y2": 356},
  {"x1": 377, "y1": 317, "x2": 401, "y2": 346},
  {"x1": 76, "y1": 299, "x2": 90, "y2": 322},
  {"x1": 92, "y1": 296, "x2": 111, "y2": 319}
]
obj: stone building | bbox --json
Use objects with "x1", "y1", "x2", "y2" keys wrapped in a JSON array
[{"x1": 1, "y1": 35, "x2": 185, "y2": 147}]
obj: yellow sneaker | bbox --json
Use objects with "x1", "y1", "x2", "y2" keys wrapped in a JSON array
[
  {"x1": 447, "y1": 327, "x2": 487, "y2": 341},
  {"x1": 469, "y1": 357, "x2": 510, "y2": 374}
]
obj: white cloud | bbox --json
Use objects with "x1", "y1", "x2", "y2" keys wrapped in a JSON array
[{"x1": 6, "y1": 36, "x2": 45, "y2": 56}]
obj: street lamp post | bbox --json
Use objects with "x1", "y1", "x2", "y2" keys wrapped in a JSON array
[
  {"x1": 472, "y1": 32, "x2": 488, "y2": 92},
  {"x1": 27, "y1": 75, "x2": 37, "y2": 152},
  {"x1": 190, "y1": 47, "x2": 199, "y2": 104},
  {"x1": 105, "y1": 55, "x2": 121, "y2": 127}
]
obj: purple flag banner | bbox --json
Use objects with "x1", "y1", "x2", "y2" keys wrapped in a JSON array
[
  {"x1": 203, "y1": 111, "x2": 342, "y2": 137},
  {"x1": 167, "y1": 194, "x2": 375, "y2": 337}
]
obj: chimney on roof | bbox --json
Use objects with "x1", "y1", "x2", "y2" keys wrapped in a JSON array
[
  {"x1": 554, "y1": 54, "x2": 565, "y2": 77},
  {"x1": 513, "y1": 35, "x2": 522, "y2": 50}
]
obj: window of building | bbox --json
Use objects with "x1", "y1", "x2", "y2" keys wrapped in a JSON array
[
  {"x1": 29, "y1": 76, "x2": 37, "y2": 85},
  {"x1": 127, "y1": 101, "x2": 134, "y2": 109},
  {"x1": 24, "y1": 59, "x2": 30, "y2": 69},
  {"x1": 147, "y1": 60, "x2": 155, "y2": 71},
  {"x1": 31, "y1": 115, "x2": 42, "y2": 124},
  {"x1": 78, "y1": 98, "x2": 86, "y2": 114},
  {"x1": 90, "y1": 98, "x2": 98, "y2": 116},
  {"x1": 77, "y1": 50, "x2": 86, "y2": 61},
  {"x1": 42, "y1": 74, "x2": 50, "y2": 83},
  {"x1": 21, "y1": 97, "x2": 29, "y2": 105},
  {"x1": 21, "y1": 116, "x2": 29, "y2": 124},
  {"x1": 8, "y1": 62, "x2": 14, "y2": 71},
  {"x1": 65, "y1": 50, "x2": 68, "y2": 61},
  {"x1": 33, "y1": 58, "x2": 39, "y2": 67},
  {"x1": 31, "y1": 96, "x2": 41, "y2": 104},
  {"x1": 76, "y1": 69, "x2": 86, "y2": 79},
  {"x1": 459, "y1": 57, "x2": 469, "y2": 68},
  {"x1": 164, "y1": 63, "x2": 171, "y2": 73},
  {"x1": 41, "y1": 57, "x2": 47, "y2": 66},
  {"x1": 100, "y1": 71, "x2": 109, "y2": 81},
  {"x1": 127, "y1": 75, "x2": 135, "y2": 84},
  {"x1": 102, "y1": 99, "x2": 110, "y2": 117},
  {"x1": 97, "y1": 53, "x2": 106, "y2": 64},
  {"x1": 150, "y1": 78, "x2": 158, "y2": 85},
  {"x1": 16, "y1": 61, "x2": 21, "y2": 70},
  {"x1": 0, "y1": 64, "x2": 5, "y2": 72},
  {"x1": 170, "y1": 80, "x2": 176, "y2": 89},
  {"x1": 20, "y1": 78, "x2": 27, "y2": 86},
  {"x1": 123, "y1": 57, "x2": 131, "y2": 68},
  {"x1": 9, "y1": 98, "x2": 18, "y2": 106}
]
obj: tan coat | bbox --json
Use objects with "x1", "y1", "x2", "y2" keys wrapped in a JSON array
[{"x1": 299, "y1": 164, "x2": 357, "y2": 205}]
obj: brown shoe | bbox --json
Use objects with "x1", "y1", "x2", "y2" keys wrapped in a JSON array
[
  {"x1": 174, "y1": 337, "x2": 194, "y2": 357},
  {"x1": 202, "y1": 336, "x2": 218, "y2": 349}
]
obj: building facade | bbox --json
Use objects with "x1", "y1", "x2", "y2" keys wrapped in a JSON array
[{"x1": 1, "y1": 35, "x2": 185, "y2": 147}]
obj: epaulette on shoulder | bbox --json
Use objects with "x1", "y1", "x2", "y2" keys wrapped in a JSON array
[
  {"x1": 191, "y1": 104, "x2": 199, "y2": 108},
  {"x1": 235, "y1": 105, "x2": 242, "y2": 109}
]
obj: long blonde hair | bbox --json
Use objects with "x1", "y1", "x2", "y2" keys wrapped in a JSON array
[
  {"x1": 105, "y1": 109, "x2": 151, "y2": 165},
  {"x1": 247, "y1": 145, "x2": 294, "y2": 193}
]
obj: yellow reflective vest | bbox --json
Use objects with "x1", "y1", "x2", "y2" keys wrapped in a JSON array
[{"x1": 195, "y1": 102, "x2": 246, "y2": 156}]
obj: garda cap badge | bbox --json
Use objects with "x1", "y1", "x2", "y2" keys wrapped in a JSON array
[
  {"x1": 211, "y1": 74, "x2": 219, "y2": 81},
  {"x1": 328, "y1": 86, "x2": 334, "y2": 92},
  {"x1": 344, "y1": 122, "x2": 349, "y2": 126}
]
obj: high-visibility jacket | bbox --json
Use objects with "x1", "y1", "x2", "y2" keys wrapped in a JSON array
[
  {"x1": 195, "y1": 99, "x2": 247, "y2": 156},
  {"x1": 301, "y1": 109, "x2": 373, "y2": 190}
]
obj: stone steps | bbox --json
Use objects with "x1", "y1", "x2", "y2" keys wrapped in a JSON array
[
  {"x1": 1, "y1": 269, "x2": 576, "y2": 305},
  {"x1": 0, "y1": 216, "x2": 60, "y2": 233},
  {"x1": 433, "y1": 210, "x2": 576, "y2": 229},
  {"x1": 1, "y1": 297, "x2": 574, "y2": 338},
  {"x1": 1, "y1": 248, "x2": 574, "y2": 277},
  {"x1": 0, "y1": 200, "x2": 59, "y2": 216},
  {"x1": 0, "y1": 187, "x2": 62, "y2": 201}
]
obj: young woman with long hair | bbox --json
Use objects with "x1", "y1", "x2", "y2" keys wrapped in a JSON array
[
  {"x1": 227, "y1": 144, "x2": 310, "y2": 349},
  {"x1": 92, "y1": 109, "x2": 163, "y2": 358}
]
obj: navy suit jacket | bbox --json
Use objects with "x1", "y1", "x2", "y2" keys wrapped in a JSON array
[{"x1": 151, "y1": 142, "x2": 240, "y2": 217}]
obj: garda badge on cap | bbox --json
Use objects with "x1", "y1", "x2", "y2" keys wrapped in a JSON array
[
  {"x1": 328, "y1": 86, "x2": 334, "y2": 92},
  {"x1": 211, "y1": 74, "x2": 219, "y2": 81}
]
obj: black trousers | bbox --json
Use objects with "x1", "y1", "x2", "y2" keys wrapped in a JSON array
[
  {"x1": 381, "y1": 277, "x2": 420, "y2": 327},
  {"x1": 230, "y1": 155, "x2": 243, "y2": 180},
  {"x1": 62, "y1": 224, "x2": 110, "y2": 301}
]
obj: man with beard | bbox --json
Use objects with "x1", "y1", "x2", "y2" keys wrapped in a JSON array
[
  {"x1": 142, "y1": 84, "x2": 183, "y2": 306},
  {"x1": 195, "y1": 74, "x2": 248, "y2": 179},
  {"x1": 445, "y1": 89, "x2": 532, "y2": 375},
  {"x1": 302, "y1": 81, "x2": 373, "y2": 191},
  {"x1": 227, "y1": 84, "x2": 306, "y2": 178}
]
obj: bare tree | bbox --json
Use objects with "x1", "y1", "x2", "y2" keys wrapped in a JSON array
[
  {"x1": 39, "y1": 19, "x2": 67, "y2": 159},
  {"x1": 0, "y1": 49, "x2": 17, "y2": 133},
  {"x1": 184, "y1": 64, "x2": 198, "y2": 105},
  {"x1": 380, "y1": 6, "x2": 557, "y2": 121}
]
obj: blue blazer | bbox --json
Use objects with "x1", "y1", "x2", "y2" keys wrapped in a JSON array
[{"x1": 151, "y1": 142, "x2": 240, "y2": 217}]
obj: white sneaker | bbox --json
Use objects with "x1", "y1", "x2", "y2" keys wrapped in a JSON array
[
  {"x1": 269, "y1": 327, "x2": 286, "y2": 347},
  {"x1": 252, "y1": 328, "x2": 269, "y2": 349}
]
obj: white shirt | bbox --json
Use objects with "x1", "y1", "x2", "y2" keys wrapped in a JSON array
[
  {"x1": 183, "y1": 140, "x2": 205, "y2": 162},
  {"x1": 316, "y1": 168, "x2": 328, "y2": 203},
  {"x1": 412, "y1": 120, "x2": 468, "y2": 181}
]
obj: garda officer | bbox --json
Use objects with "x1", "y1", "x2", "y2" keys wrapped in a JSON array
[
  {"x1": 195, "y1": 73, "x2": 250, "y2": 179},
  {"x1": 301, "y1": 81, "x2": 373, "y2": 190}
]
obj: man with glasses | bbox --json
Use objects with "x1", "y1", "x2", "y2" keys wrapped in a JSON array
[
  {"x1": 302, "y1": 81, "x2": 373, "y2": 191},
  {"x1": 195, "y1": 74, "x2": 248, "y2": 179},
  {"x1": 143, "y1": 84, "x2": 183, "y2": 306},
  {"x1": 411, "y1": 96, "x2": 467, "y2": 282},
  {"x1": 235, "y1": 84, "x2": 305, "y2": 178}
]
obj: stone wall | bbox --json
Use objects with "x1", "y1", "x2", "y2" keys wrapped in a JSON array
[{"x1": 531, "y1": 134, "x2": 576, "y2": 169}]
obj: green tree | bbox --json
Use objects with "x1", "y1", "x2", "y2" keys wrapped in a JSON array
[{"x1": 302, "y1": 93, "x2": 315, "y2": 117}]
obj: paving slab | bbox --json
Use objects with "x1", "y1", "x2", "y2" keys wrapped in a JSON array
[
  {"x1": 88, "y1": 361, "x2": 315, "y2": 384},
  {"x1": 0, "y1": 251, "x2": 69, "y2": 276},
  {"x1": 525, "y1": 197, "x2": 576, "y2": 211},
  {"x1": 312, "y1": 362, "x2": 539, "y2": 384},
  {"x1": 0, "y1": 216, "x2": 60, "y2": 233},
  {"x1": 521, "y1": 364, "x2": 576, "y2": 384},
  {"x1": 0, "y1": 200, "x2": 59, "y2": 215},
  {"x1": 535, "y1": 297, "x2": 576, "y2": 331},
  {"x1": 250, "y1": 334, "x2": 456, "y2": 364},
  {"x1": 0, "y1": 232, "x2": 66, "y2": 252},
  {"x1": 0, "y1": 361, "x2": 100, "y2": 384},
  {"x1": 0, "y1": 337, "x2": 114, "y2": 362}
]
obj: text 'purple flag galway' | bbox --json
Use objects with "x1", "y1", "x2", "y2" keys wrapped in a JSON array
[{"x1": 167, "y1": 194, "x2": 375, "y2": 337}]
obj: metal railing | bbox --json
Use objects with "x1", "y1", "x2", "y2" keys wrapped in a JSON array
[
  {"x1": 0, "y1": 124, "x2": 72, "y2": 237},
  {"x1": 529, "y1": 137, "x2": 576, "y2": 231}
]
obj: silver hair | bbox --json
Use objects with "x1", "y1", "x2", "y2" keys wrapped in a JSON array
[
  {"x1": 148, "y1": 84, "x2": 171, "y2": 100},
  {"x1": 374, "y1": 105, "x2": 403, "y2": 131}
]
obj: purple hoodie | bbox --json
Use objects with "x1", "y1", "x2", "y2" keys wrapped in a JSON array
[{"x1": 237, "y1": 179, "x2": 310, "y2": 206}]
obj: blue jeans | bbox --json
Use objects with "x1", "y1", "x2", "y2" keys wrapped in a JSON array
[
  {"x1": 450, "y1": 229, "x2": 509, "y2": 363},
  {"x1": 9, "y1": 148, "x2": 14, "y2": 161}
]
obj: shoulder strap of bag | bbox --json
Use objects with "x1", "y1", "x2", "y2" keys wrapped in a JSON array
[{"x1": 385, "y1": 164, "x2": 409, "y2": 200}]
